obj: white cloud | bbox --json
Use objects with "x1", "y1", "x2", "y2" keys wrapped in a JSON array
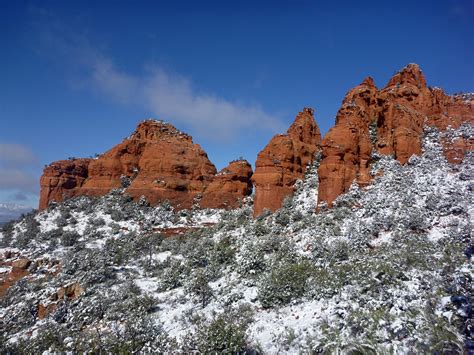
[
  {"x1": 0, "y1": 143, "x2": 37, "y2": 167},
  {"x1": 90, "y1": 57, "x2": 140, "y2": 105},
  {"x1": 0, "y1": 144, "x2": 39, "y2": 202},
  {"x1": 31, "y1": 16, "x2": 285, "y2": 141},
  {"x1": 87, "y1": 58, "x2": 285, "y2": 140}
]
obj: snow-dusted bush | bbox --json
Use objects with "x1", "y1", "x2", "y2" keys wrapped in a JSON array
[
  {"x1": 210, "y1": 235, "x2": 236, "y2": 268},
  {"x1": 60, "y1": 230, "x2": 80, "y2": 246},
  {"x1": 10, "y1": 214, "x2": 40, "y2": 248},
  {"x1": 188, "y1": 269, "x2": 214, "y2": 307},
  {"x1": 157, "y1": 259, "x2": 190, "y2": 292},
  {"x1": 62, "y1": 248, "x2": 116, "y2": 286},
  {"x1": 184, "y1": 313, "x2": 250, "y2": 353},
  {"x1": 237, "y1": 241, "x2": 269, "y2": 277},
  {"x1": 258, "y1": 260, "x2": 314, "y2": 308}
]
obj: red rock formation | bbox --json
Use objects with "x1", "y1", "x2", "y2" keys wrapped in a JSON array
[
  {"x1": 104, "y1": 120, "x2": 218, "y2": 209},
  {"x1": 0, "y1": 252, "x2": 61, "y2": 298},
  {"x1": 318, "y1": 77, "x2": 379, "y2": 206},
  {"x1": 39, "y1": 120, "x2": 253, "y2": 210},
  {"x1": 442, "y1": 136, "x2": 473, "y2": 164},
  {"x1": 0, "y1": 258, "x2": 30, "y2": 298},
  {"x1": 318, "y1": 64, "x2": 474, "y2": 206},
  {"x1": 426, "y1": 92, "x2": 474, "y2": 130},
  {"x1": 252, "y1": 108, "x2": 322, "y2": 216},
  {"x1": 39, "y1": 64, "x2": 473, "y2": 214},
  {"x1": 200, "y1": 160, "x2": 253, "y2": 209},
  {"x1": 39, "y1": 159, "x2": 91, "y2": 210}
]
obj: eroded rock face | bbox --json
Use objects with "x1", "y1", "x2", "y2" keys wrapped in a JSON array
[
  {"x1": 443, "y1": 136, "x2": 474, "y2": 164},
  {"x1": 40, "y1": 120, "x2": 253, "y2": 210},
  {"x1": 38, "y1": 282, "x2": 83, "y2": 319},
  {"x1": 39, "y1": 159, "x2": 91, "y2": 210},
  {"x1": 0, "y1": 253, "x2": 61, "y2": 298},
  {"x1": 200, "y1": 160, "x2": 253, "y2": 209},
  {"x1": 252, "y1": 108, "x2": 322, "y2": 216},
  {"x1": 318, "y1": 77, "x2": 379, "y2": 206},
  {"x1": 318, "y1": 64, "x2": 474, "y2": 206}
]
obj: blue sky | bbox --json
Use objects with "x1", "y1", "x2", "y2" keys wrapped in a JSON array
[{"x1": 0, "y1": 0, "x2": 473, "y2": 208}]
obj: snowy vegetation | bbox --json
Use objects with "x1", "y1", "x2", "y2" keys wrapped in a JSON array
[{"x1": 0, "y1": 124, "x2": 472, "y2": 353}]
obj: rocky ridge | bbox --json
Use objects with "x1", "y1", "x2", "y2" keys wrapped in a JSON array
[
  {"x1": 39, "y1": 120, "x2": 253, "y2": 211},
  {"x1": 318, "y1": 64, "x2": 474, "y2": 205},
  {"x1": 39, "y1": 64, "x2": 473, "y2": 214}
]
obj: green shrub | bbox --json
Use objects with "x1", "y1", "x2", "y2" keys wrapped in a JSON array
[
  {"x1": 190, "y1": 314, "x2": 250, "y2": 353},
  {"x1": 253, "y1": 221, "x2": 270, "y2": 236},
  {"x1": 259, "y1": 261, "x2": 314, "y2": 308},
  {"x1": 275, "y1": 211, "x2": 291, "y2": 226},
  {"x1": 369, "y1": 119, "x2": 378, "y2": 145},
  {"x1": 102, "y1": 315, "x2": 172, "y2": 353},
  {"x1": 0, "y1": 221, "x2": 15, "y2": 247},
  {"x1": 211, "y1": 235, "x2": 236, "y2": 267},
  {"x1": 110, "y1": 209, "x2": 125, "y2": 222},
  {"x1": 238, "y1": 242, "x2": 268, "y2": 277},
  {"x1": 188, "y1": 269, "x2": 214, "y2": 307},
  {"x1": 61, "y1": 230, "x2": 80, "y2": 246},
  {"x1": 157, "y1": 259, "x2": 190, "y2": 291}
]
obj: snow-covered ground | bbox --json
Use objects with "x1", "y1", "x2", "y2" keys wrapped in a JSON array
[{"x1": 0, "y1": 124, "x2": 472, "y2": 353}]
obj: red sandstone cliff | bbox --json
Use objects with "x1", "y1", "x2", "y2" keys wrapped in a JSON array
[
  {"x1": 252, "y1": 108, "x2": 322, "y2": 216},
  {"x1": 318, "y1": 64, "x2": 474, "y2": 206},
  {"x1": 39, "y1": 120, "x2": 253, "y2": 210},
  {"x1": 40, "y1": 159, "x2": 91, "y2": 211}
]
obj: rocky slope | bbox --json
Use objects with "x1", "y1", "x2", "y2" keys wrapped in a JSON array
[
  {"x1": 39, "y1": 120, "x2": 253, "y2": 211},
  {"x1": 1, "y1": 123, "x2": 473, "y2": 353}
]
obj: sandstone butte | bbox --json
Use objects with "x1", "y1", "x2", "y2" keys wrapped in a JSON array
[
  {"x1": 39, "y1": 64, "x2": 473, "y2": 214},
  {"x1": 39, "y1": 120, "x2": 253, "y2": 210}
]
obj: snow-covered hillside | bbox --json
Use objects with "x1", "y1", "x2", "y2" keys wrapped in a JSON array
[{"x1": 0, "y1": 124, "x2": 472, "y2": 353}]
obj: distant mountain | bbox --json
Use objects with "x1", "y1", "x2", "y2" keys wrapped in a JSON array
[{"x1": 0, "y1": 203, "x2": 34, "y2": 225}]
